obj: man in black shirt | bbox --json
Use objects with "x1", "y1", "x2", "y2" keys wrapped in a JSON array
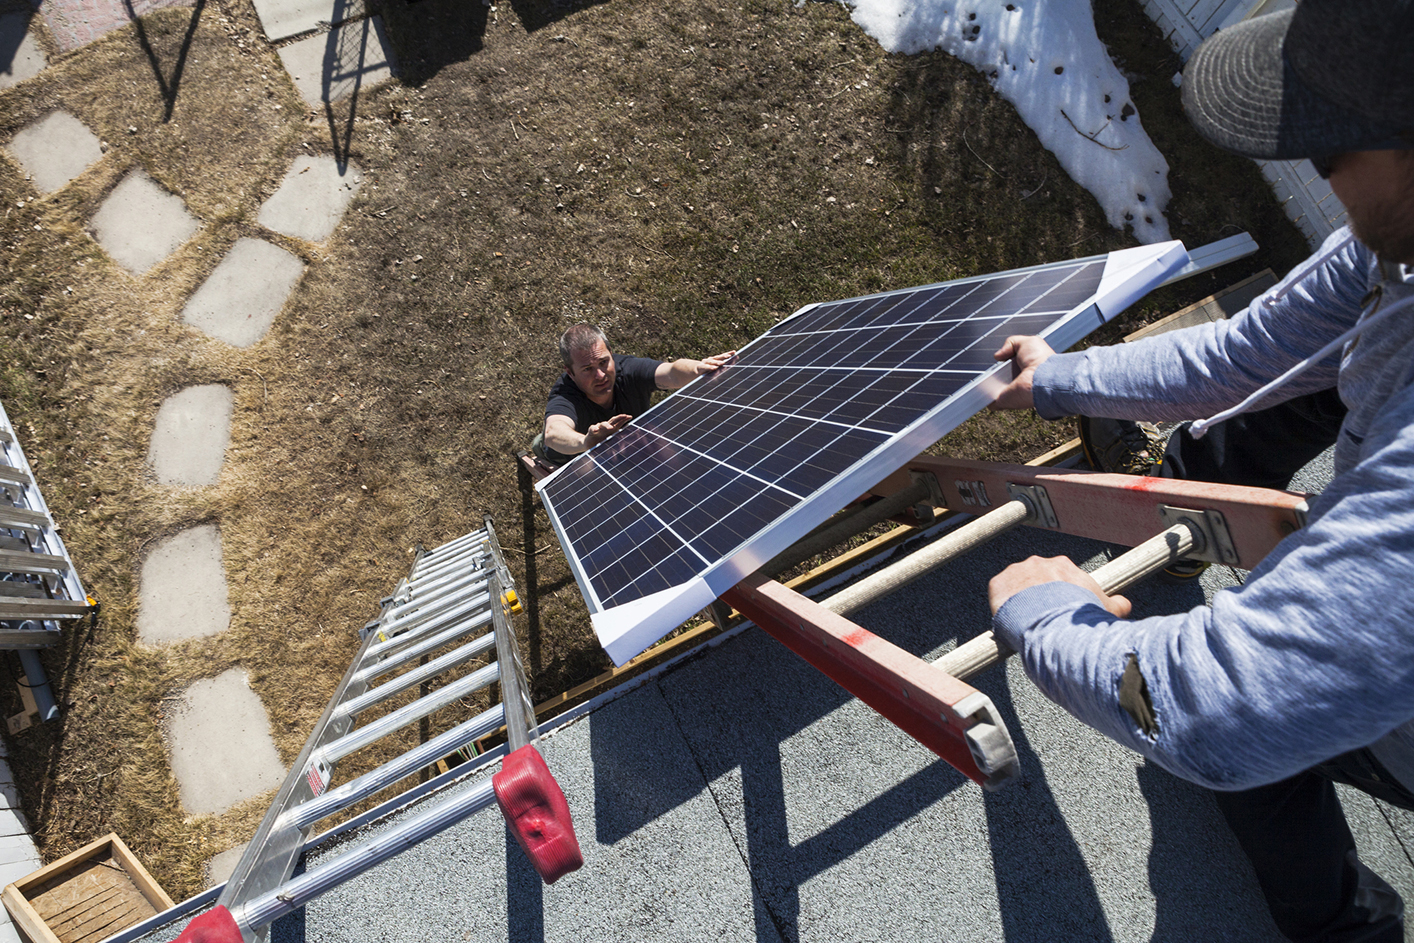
[{"x1": 534, "y1": 324, "x2": 736, "y2": 466}]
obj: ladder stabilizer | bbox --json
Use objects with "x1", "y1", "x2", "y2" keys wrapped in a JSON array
[
  {"x1": 173, "y1": 905, "x2": 241, "y2": 943},
  {"x1": 493, "y1": 744, "x2": 584, "y2": 883}
]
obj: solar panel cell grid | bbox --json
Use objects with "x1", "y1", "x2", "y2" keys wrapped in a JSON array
[{"x1": 538, "y1": 243, "x2": 1188, "y2": 663}]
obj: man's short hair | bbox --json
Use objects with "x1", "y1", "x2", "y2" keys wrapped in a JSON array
[{"x1": 559, "y1": 324, "x2": 610, "y2": 367}]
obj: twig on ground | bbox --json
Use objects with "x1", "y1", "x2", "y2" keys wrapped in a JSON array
[
  {"x1": 510, "y1": 119, "x2": 520, "y2": 142},
  {"x1": 963, "y1": 130, "x2": 1004, "y2": 177},
  {"x1": 1059, "y1": 110, "x2": 1129, "y2": 151},
  {"x1": 504, "y1": 543, "x2": 553, "y2": 556},
  {"x1": 1020, "y1": 170, "x2": 1048, "y2": 200},
  {"x1": 636, "y1": 242, "x2": 677, "y2": 261}
]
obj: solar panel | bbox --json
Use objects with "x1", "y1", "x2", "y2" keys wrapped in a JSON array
[{"x1": 538, "y1": 241, "x2": 1189, "y2": 665}]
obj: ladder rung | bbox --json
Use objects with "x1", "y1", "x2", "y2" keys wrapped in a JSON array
[
  {"x1": 406, "y1": 553, "x2": 490, "y2": 596},
  {"x1": 409, "y1": 541, "x2": 489, "y2": 580},
  {"x1": 0, "y1": 624, "x2": 61, "y2": 648},
  {"x1": 359, "y1": 611, "x2": 494, "y2": 683},
  {"x1": 322, "y1": 661, "x2": 501, "y2": 765},
  {"x1": 404, "y1": 554, "x2": 492, "y2": 596},
  {"x1": 0, "y1": 549, "x2": 70, "y2": 575},
  {"x1": 0, "y1": 581, "x2": 47, "y2": 599},
  {"x1": 372, "y1": 583, "x2": 491, "y2": 643},
  {"x1": 414, "y1": 530, "x2": 489, "y2": 567},
  {"x1": 0, "y1": 597, "x2": 89, "y2": 619},
  {"x1": 366, "y1": 592, "x2": 491, "y2": 656},
  {"x1": 287, "y1": 703, "x2": 505, "y2": 830},
  {"x1": 0, "y1": 505, "x2": 47, "y2": 530},
  {"x1": 339, "y1": 632, "x2": 497, "y2": 720},
  {"x1": 384, "y1": 577, "x2": 492, "y2": 625},
  {"x1": 0, "y1": 465, "x2": 32, "y2": 488}
]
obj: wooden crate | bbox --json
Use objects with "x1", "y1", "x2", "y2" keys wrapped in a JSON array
[{"x1": 2, "y1": 834, "x2": 174, "y2": 943}]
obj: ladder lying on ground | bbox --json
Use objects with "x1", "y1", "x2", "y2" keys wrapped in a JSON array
[
  {"x1": 162, "y1": 518, "x2": 581, "y2": 943},
  {"x1": 722, "y1": 455, "x2": 1309, "y2": 789}
]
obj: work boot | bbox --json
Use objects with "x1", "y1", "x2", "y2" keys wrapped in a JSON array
[
  {"x1": 1079, "y1": 416, "x2": 1210, "y2": 582},
  {"x1": 1079, "y1": 416, "x2": 1165, "y2": 476}
]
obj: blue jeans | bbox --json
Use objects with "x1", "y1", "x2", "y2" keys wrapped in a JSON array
[
  {"x1": 1160, "y1": 387, "x2": 1346, "y2": 490},
  {"x1": 1213, "y1": 749, "x2": 1410, "y2": 942}
]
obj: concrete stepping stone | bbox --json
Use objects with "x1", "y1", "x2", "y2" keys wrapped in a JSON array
[
  {"x1": 6, "y1": 112, "x2": 102, "y2": 195},
  {"x1": 91, "y1": 170, "x2": 200, "y2": 275},
  {"x1": 206, "y1": 842, "x2": 248, "y2": 887},
  {"x1": 182, "y1": 238, "x2": 304, "y2": 347},
  {"x1": 253, "y1": 0, "x2": 365, "y2": 42},
  {"x1": 137, "y1": 523, "x2": 231, "y2": 644},
  {"x1": 147, "y1": 383, "x2": 233, "y2": 486},
  {"x1": 258, "y1": 155, "x2": 362, "y2": 243},
  {"x1": 0, "y1": 14, "x2": 47, "y2": 90},
  {"x1": 166, "y1": 670, "x2": 285, "y2": 816},
  {"x1": 279, "y1": 16, "x2": 393, "y2": 107},
  {"x1": 36, "y1": 0, "x2": 194, "y2": 54}
]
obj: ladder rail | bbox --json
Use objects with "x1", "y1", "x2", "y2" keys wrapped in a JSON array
[{"x1": 230, "y1": 780, "x2": 500, "y2": 934}]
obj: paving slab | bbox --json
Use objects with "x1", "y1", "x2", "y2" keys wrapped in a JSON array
[
  {"x1": 137, "y1": 523, "x2": 231, "y2": 645},
  {"x1": 91, "y1": 171, "x2": 200, "y2": 275},
  {"x1": 6, "y1": 111, "x2": 102, "y2": 195},
  {"x1": 0, "y1": 14, "x2": 46, "y2": 90},
  {"x1": 146, "y1": 384, "x2": 233, "y2": 486},
  {"x1": 181, "y1": 239, "x2": 304, "y2": 347},
  {"x1": 166, "y1": 670, "x2": 285, "y2": 816},
  {"x1": 206, "y1": 842, "x2": 248, "y2": 888},
  {"x1": 36, "y1": 0, "x2": 193, "y2": 54},
  {"x1": 257, "y1": 155, "x2": 362, "y2": 243},
  {"x1": 251, "y1": 0, "x2": 365, "y2": 43},
  {"x1": 277, "y1": 16, "x2": 393, "y2": 107}
]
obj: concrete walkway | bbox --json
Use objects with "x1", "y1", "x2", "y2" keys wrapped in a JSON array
[{"x1": 0, "y1": 0, "x2": 391, "y2": 912}]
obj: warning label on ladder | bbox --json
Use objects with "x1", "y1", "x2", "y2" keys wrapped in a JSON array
[{"x1": 306, "y1": 760, "x2": 330, "y2": 797}]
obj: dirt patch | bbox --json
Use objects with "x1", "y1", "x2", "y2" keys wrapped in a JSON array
[{"x1": 0, "y1": 0, "x2": 1308, "y2": 899}]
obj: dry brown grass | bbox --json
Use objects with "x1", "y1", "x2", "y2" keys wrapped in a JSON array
[{"x1": 0, "y1": 0, "x2": 1308, "y2": 900}]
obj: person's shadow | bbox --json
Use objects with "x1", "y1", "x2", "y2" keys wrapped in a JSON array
[{"x1": 0, "y1": 7, "x2": 36, "y2": 83}]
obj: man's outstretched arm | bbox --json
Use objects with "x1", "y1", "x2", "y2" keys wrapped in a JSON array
[
  {"x1": 543, "y1": 413, "x2": 631, "y2": 456},
  {"x1": 655, "y1": 351, "x2": 737, "y2": 390}
]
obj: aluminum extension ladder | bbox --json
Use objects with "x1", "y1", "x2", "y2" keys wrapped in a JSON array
[
  {"x1": 722, "y1": 456, "x2": 1311, "y2": 790},
  {"x1": 0, "y1": 400, "x2": 91, "y2": 730},
  {"x1": 166, "y1": 517, "x2": 581, "y2": 943}
]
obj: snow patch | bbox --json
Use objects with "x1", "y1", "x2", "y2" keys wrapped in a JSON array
[{"x1": 842, "y1": 0, "x2": 1173, "y2": 243}]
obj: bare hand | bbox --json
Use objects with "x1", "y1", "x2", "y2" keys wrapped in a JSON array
[
  {"x1": 988, "y1": 555, "x2": 1132, "y2": 618},
  {"x1": 988, "y1": 335, "x2": 1056, "y2": 411},
  {"x1": 585, "y1": 414, "x2": 632, "y2": 447},
  {"x1": 699, "y1": 351, "x2": 738, "y2": 374}
]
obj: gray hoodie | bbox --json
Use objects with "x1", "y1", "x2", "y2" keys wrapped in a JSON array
[{"x1": 994, "y1": 227, "x2": 1414, "y2": 791}]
